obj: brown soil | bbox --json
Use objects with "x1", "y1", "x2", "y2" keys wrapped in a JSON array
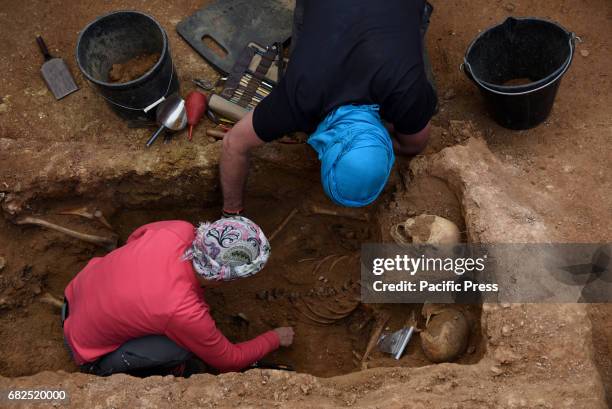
[
  {"x1": 108, "y1": 53, "x2": 160, "y2": 83},
  {"x1": 0, "y1": 174, "x2": 484, "y2": 379},
  {"x1": 0, "y1": 0, "x2": 610, "y2": 407}
]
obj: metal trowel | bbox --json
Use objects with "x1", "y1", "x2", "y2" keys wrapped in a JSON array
[
  {"x1": 378, "y1": 327, "x2": 415, "y2": 360},
  {"x1": 36, "y1": 36, "x2": 79, "y2": 100}
]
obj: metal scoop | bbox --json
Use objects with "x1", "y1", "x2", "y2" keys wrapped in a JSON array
[{"x1": 146, "y1": 94, "x2": 187, "y2": 147}]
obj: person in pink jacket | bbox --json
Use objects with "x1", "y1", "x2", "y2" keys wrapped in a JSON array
[{"x1": 62, "y1": 216, "x2": 294, "y2": 376}]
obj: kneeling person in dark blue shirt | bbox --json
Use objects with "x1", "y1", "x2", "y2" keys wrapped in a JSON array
[{"x1": 220, "y1": 0, "x2": 438, "y2": 214}]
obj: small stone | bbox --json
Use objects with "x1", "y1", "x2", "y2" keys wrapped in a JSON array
[
  {"x1": 275, "y1": 288, "x2": 285, "y2": 299},
  {"x1": 318, "y1": 276, "x2": 325, "y2": 281},
  {"x1": 580, "y1": 49, "x2": 589, "y2": 57},
  {"x1": 443, "y1": 89, "x2": 456, "y2": 100},
  {"x1": 504, "y1": 3, "x2": 515, "y2": 12},
  {"x1": 482, "y1": 303, "x2": 497, "y2": 312},
  {"x1": 0, "y1": 256, "x2": 5, "y2": 271},
  {"x1": 32, "y1": 284, "x2": 42, "y2": 295},
  {"x1": 501, "y1": 325, "x2": 512, "y2": 336},
  {"x1": 494, "y1": 346, "x2": 519, "y2": 364},
  {"x1": 490, "y1": 365, "x2": 504, "y2": 376},
  {"x1": 236, "y1": 312, "x2": 249, "y2": 323},
  {"x1": 208, "y1": 137, "x2": 217, "y2": 143},
  {"x1": 501, "y1": 303, "x2": 511, "y2": 309},
  {"x1": 467, "y1": 345, "x2": 476, "y2": 354}
]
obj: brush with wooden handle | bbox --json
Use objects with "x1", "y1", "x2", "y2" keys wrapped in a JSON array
[{"x1": 208, "y1": 94, "x2": 249, "y2": 122}]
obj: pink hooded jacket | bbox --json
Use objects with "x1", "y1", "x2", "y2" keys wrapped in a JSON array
[{"x1": 63, "y1": 221, "x2": 279, "y2": 372}]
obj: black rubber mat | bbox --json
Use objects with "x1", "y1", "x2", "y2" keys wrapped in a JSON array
[{"x1": 177, "y1": 0, "x2": 293, "y2": 74}]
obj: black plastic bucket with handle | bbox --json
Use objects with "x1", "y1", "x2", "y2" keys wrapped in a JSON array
[
  {"x1": 463, "y1": 17, "x2": 577, "y2": 130},
  {"x1": 76, "y1": 11, "x2": 179, "y2": 124}
]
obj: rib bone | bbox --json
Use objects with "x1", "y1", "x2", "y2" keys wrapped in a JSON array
[{"x1": 39, "y1": 292, "x2": 63, "y2": 309}]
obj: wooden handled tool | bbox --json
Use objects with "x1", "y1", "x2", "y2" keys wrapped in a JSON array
[
  {"x1": 206, "y1": 129, "x2": 227, "y2": 139},
  {"x1": 208, "y1": 94, "x2": 249, "y2": 122}
]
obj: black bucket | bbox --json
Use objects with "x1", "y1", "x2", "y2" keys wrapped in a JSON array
[
  {"x1": 463, "y1": 17, "x2": 576, "y2": 130},
  {"x1": 76, "y1": 11, "x2": 179, "y2": 124}
]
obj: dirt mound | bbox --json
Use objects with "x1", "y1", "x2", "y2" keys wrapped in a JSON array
[{"x1": 108, "y1": 53, "x2": 160, "y2": 83}]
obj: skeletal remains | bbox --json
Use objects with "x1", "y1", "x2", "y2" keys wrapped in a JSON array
[
  {"x1": 360, "y1": 313, "x2": 390, "y2": 368},
  {"x1": 293, "y1": 297, "x2": 360, "y2": 325},
  {"x1": 268, "y1": 203, "x2": 369, "y2": 242},
  {"x1": 391, "y1": 214, "x2": 461, "y2": 245},
  {"x1": 16, "y1": 208, "x2": 117, "y2": 250},
  {"x1": 291, "y1": 254, "x2": 361, "y2": 325},
  {"x1": 420, "y1": 303, "x2": 469, "y2": 363},
  {"x1": 59, "y1": 206, "x2": 113, "y2": 230},
  {"x1": 38, "y1": 292, "x2": 64, "y2": 309}
]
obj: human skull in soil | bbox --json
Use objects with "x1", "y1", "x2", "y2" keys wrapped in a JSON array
[
  {"x1": 420, "y1": 307, "x2": 469, "y2": 363},
  {"x1": 391, "y1": 214, "x2": 461, "y2": 245}
]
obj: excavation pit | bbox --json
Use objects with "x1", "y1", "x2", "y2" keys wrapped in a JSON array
[
  {"x1": 0, "y1": 157, "x2": 484, "y2": 378},
  {"x1": 0, "y1": 136, "x2": 606, "y2": 407},
  {"x1": 0, "y1": 0, "x2": 609, "y2": 404}
]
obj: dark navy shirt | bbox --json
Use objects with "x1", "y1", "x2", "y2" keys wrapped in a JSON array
[{"x1": 253, "y1": 0, "x2": 437, "y2": 141}]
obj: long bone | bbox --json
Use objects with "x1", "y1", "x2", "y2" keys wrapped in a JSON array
[{"x1": 16, "y1": 217, "x2": 117, "y2": 250}]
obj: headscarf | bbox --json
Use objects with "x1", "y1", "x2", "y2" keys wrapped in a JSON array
[
  {"x1": 184, "y1": 216, "x2": 270, "y2": 281},
  {"x1": 308, "y1": 104, "x2": 395, "y2": 207}
]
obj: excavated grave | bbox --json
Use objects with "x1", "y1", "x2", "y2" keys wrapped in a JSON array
[{"x1": 0, "y1": 136, "x2": 606, "y2": 408}]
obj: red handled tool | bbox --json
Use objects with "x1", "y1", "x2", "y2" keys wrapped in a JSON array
[{"x1": 185, "y1": 91, "x2": 208, "y2": 141}]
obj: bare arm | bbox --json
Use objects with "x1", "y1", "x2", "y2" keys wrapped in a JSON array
[
  {"x1": 166, "y1": 292, "x2": 281, "y2": 373},
  {"x1": 388, "y1": 121, "x2": 431, "y2": 157},
  {"x1": 220, "y1": 111, "x2": 265, "y2": 212}
]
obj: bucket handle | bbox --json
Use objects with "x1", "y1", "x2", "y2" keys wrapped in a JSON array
[
  {"x1": 99, "y1": 66, "x2": 176, "y2": 112},
  {"x1": 461, "y1": 33, "x2": 579, "y2": 97}
]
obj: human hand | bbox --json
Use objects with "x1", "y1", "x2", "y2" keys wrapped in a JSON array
[{"x1": 273, "y1": 327, "x2": 295, "y2": 347}]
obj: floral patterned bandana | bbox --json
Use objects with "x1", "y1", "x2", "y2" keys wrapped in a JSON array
[{"x1": 184, "y1": 216, "x2": 270, "y2": 281}]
